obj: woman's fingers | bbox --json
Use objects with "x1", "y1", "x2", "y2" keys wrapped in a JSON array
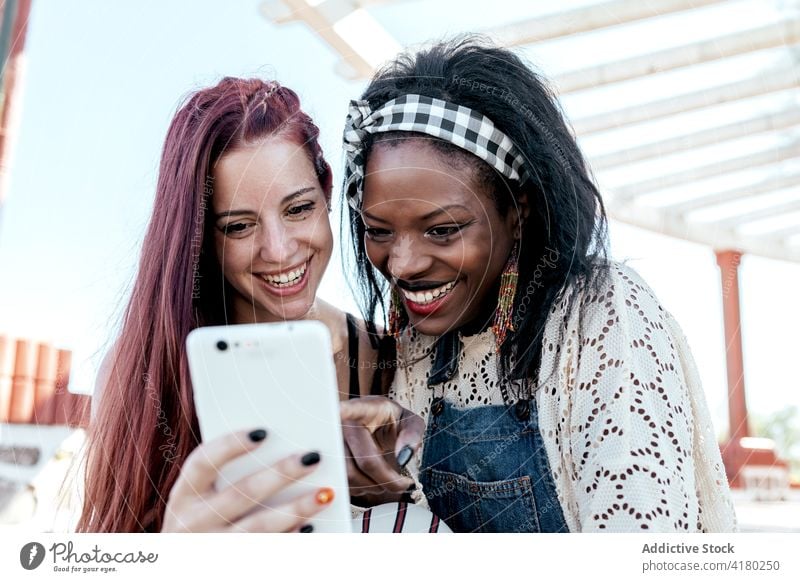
[
  {"x1": 343, "y1": 429, "x2": 391, "y2": 499},
  {"x1": 170, "y1": 428, "x2": 267, "y2": 501},
  {"x1": 162, "y1": 429, "x2": 337, "y2": 532},
  {"x1": 343, "y1": 431, "x2": 406, "y2": 504},
  {"x1": 204, "y1": 452, "x2": 319, "y2": 523},
  {"x1": 342, "y1": 430, "x2": 375, "y2": 490},
  {"x1": 230, "y1": 487, "x2": 335, "y2": 533},
  {"x1": 340, "y1": 396, "x2": 424, "y2": 466},
  {"x1": 342, "y1": 422, "x2": 413, "y2": 496}
]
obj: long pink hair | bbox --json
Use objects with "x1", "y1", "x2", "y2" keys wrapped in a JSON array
[{"x1": 77, "y1": 78, "x2": 333, "y2": 532}]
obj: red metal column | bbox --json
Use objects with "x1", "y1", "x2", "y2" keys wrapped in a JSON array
[
  {"x1": 716, "y1": 249, "x2": 750, "y2": 487},
  {"x1": 716, "y1": 249, "x2": 750, "y2": 440}
]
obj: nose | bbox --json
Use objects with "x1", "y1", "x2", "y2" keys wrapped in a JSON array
[
  {"x1": 386, "y1": 234, "x2": 433, "y2": 281},
  {"x1": 256, "y1": 221, "x2": 300, "y2": 266}
]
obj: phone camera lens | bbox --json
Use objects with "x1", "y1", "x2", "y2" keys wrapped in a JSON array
[{"x1": 216, "y1": 340, "x2": 228, "y2": 352}]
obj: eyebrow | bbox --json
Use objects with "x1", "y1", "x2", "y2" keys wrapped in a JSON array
[
  {"x1": 362, "y1": 203, "x2": 472, "y2": 224},
  {"x1": 214, "y1": 187, "x2": 316, "y2": 219},
  {"x1": 361, "y1": 210, "x2": 389, "y2": 224},
  {"x1": 421, "y1": 204, "x2": 472, "y2": 221}
]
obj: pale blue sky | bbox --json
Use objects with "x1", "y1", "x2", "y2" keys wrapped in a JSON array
[{"x1": 0, "y1": 0, "x2": 798, "y2": 438}]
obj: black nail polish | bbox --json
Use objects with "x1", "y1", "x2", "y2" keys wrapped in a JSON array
[
  {"x1": 405, "y1": 482, "x2": 417, "y2": 493},
  {"x1": 299, "y1": 524, "x2": 314, "y2": 533},
  {"x1": 396, "y1": 445, "x2": 413, "y2": 468},
  {"x1": 248, "y1": 429, "x2": 267, "y2": 442},
  {"x1": 301, "y1": 451, "x2": 321, "y2": 466}
]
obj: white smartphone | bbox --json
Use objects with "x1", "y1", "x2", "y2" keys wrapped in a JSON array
[{"x1": 186, "y1": 321, "x2": 352, "y2": 533}]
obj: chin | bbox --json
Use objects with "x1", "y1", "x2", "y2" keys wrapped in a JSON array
[
  {"x1": 409, "y1": 304, "x2": 484, "y2": 336},
  {"x1": 408, "y1": 316, "x2": 456, "y2": 337},
  {"x1": 273, "y1": 299, "x2": 315, "y2": 321},
  {"x1": 249, "y1": 291, "x2": 312, "y2": 322}
]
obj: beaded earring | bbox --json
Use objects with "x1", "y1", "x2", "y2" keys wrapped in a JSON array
[
  {"x1": 388, "y1": 287, "x2": 403, "y2": 338},
  {"x1": 492, "y1": 243, "x2": 519, "y2": 352}
]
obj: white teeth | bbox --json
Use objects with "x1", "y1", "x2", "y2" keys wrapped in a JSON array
[
  {"x1": 263, "y1": 262, "x2": 307, "y2": 286},
  {"x1": 401, "y1": 281, "x2": 455, "y2": 305}
]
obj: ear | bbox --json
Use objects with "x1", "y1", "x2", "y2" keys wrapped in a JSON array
[{"x1": 505, "y1": 192, "x2": 529, "y2": 241}]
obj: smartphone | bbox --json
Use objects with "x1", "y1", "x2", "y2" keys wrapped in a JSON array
[{"x1": 186, "y1": 321, "x2": 352, "y2": 532}]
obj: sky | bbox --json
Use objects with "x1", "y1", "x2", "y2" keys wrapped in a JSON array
[{"x1": 0, "y1": 0, "x2": 798, "y2": 442}]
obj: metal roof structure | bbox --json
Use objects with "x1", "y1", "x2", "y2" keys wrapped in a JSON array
[{"x1": 261, "y1": 0, "x2": 800, "y2": 263}]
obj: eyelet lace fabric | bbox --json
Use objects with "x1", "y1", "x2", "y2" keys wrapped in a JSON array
[{"x1": 390, "y1": 262, "x2": 737, "y2": 532}]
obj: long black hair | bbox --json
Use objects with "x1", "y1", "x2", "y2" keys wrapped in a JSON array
[{"x1": 344, "y1": 35, "x2": 609, "y2": 382}]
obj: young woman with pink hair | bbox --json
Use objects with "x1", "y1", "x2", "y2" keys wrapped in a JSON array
[{"x1": 77, "y1": 78, "x2": 405, "y2": 533}]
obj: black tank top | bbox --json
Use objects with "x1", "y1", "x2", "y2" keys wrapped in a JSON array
[{"x1": 345, "y1": 313, "x2": 392, "y2": 399}]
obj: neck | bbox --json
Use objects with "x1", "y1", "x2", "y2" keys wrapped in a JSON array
[
  {"x1": 459, "y1": 279, "x2": 501, "y2": 337},
  {"x1": 231, "y1": 298, "x2": 346, "y2": 354},
  {"x1": 231, "y1": 295, "x2": 319, "y2": 326}
]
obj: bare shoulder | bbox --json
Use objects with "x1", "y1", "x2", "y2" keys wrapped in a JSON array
[{"x1": 312, "y1": 299, "x2": 349, "y2": 355}]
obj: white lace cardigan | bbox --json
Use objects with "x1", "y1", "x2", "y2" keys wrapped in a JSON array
[{"x1": 389, "y1": 262, "x2": 737, "y2": 532}]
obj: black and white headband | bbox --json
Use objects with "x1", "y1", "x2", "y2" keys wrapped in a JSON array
[{"x1": 342, "y1": 94, "x2": 529, "y2": 209}]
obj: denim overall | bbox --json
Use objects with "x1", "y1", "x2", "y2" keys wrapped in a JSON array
[{"x1": 417, "y1": 332, "x2": 569, "y2": 533}]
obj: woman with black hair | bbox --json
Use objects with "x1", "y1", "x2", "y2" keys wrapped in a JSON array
[{"x1": 340, "y1": 37, "x2": 737, "y2": 532}]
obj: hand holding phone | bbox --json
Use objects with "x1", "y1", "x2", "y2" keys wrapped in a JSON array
[
  {"x1": 162, "y1": 429, "x2": 331, "y2": 532},
  {"x1": 186, "y1": 321, "x2": 352, "y2": 532}
]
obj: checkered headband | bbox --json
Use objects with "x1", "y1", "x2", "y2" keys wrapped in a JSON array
[{"x1": 342, "y1": 94, "x2": 529, "y2": 209}]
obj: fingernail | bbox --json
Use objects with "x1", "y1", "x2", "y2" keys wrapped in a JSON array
[
  {"x1": 405, "y1": 482, "x2": 417, "y2": 493},
  {"x1": 248, "y1": 429, "x2": 267, "y2": 442},
  {"x1": 396, "y1": 445, "x2": 413, "y2": 467},
  {"x1": 299, "y1": 524, "x2": 314, "y2": 533},
  {"x1": 301, "y1": 451, "x2": 321, "y2": 466},
  {"x1": 315, "y1": 487, "x2": 335, "y2": 505}
]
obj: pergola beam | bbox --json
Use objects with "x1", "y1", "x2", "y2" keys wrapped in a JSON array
[
  {"x1": 670, "y1": 170, "x2": 800, "y2": 214},
  {"x1": 760, "y1": 223, "x2": 800, "y2": 244},
  {"x1": 591, "y1": 108, "x2": 800, "y2": 170},
  {"x1": 487, "y1": 0, "x2": 725, "y2": 46},
  {"x1": 571, "y1": 67, "x2": 800, "y2": 135},
  {"x1": 555, "y1": 19, "x2": 800, "y2": 94},
  {"x1": 260, "y1": 0, "x2": 400, "y2": 79},
  {"x1": 712, "y1": 200, "x2": 800, "y2": 229},
  {"x1": 607, "y1": 202, "x2": 800, "y2": 263},
  {"x1": 612, "y1": 141, "x2": 800, "y2": 202}
]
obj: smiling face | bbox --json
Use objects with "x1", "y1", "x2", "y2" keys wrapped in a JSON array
[
  {"x1": 361, "y1": 139, "x2": 521, "y2": 336},
  {"x1": 212, "y1": 137, "x2": 333, "y2": 323}
]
